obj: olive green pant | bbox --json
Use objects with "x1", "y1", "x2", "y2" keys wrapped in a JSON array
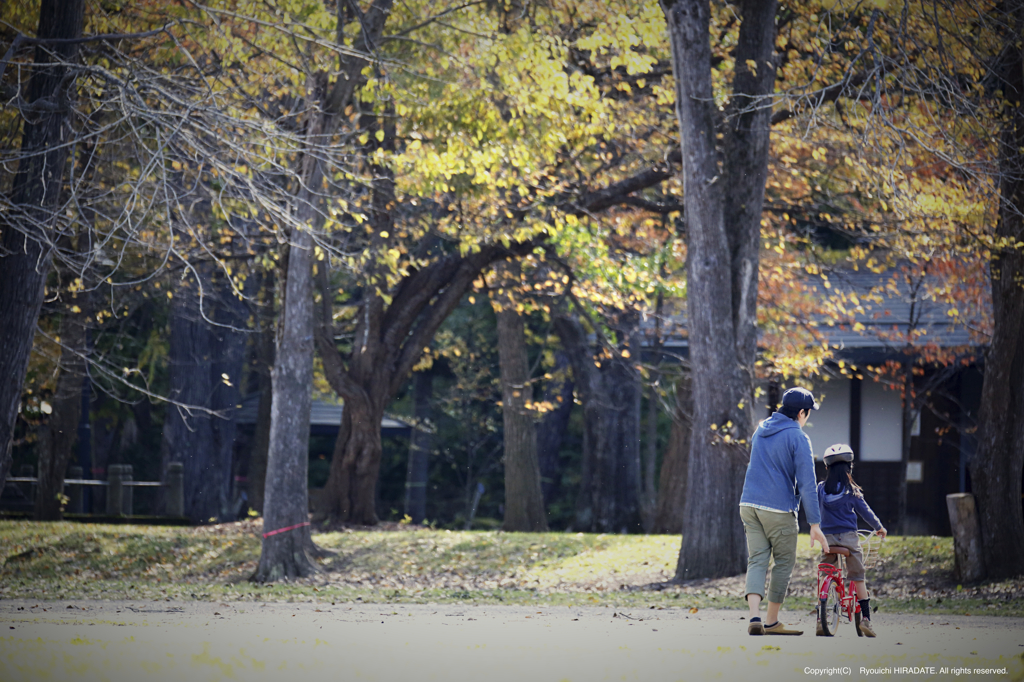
[{"x1": 740, "y1": 505, "x2": 799, "y2": 604}]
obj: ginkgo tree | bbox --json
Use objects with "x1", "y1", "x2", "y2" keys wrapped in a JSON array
[
  {"x1": 800, "y1": 0, "x2": 1023, "y2": 577},
  {"x1": 307, "y1": 0, "x2": 689, "y2": 534}
]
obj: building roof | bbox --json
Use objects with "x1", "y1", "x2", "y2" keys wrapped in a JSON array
[
  {"x1": 235, "y1": 395, "x2": 409, "y2": 431},
  {"x1": 651, "y1": 265, "x2": 987, "y2": 354},
  {"x1": 806, "y1": 268, "x2": 983, "y2": 350}
]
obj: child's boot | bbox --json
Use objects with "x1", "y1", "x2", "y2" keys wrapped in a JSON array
[{"x1": 857, "y1": 599, "x2": 876, "y2": 637}]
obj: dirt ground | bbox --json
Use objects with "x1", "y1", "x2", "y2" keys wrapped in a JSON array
[{"x1": 1, "y1": 599, "x2": 1022, "y2": 682}]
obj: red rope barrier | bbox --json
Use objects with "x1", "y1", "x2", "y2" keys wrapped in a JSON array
[{"x1": 262, "y1": 521, "x2": 310, "y2": 538}]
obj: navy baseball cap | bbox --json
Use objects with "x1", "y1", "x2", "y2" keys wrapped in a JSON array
[{"x1": 782, "y1": 387, "x2": 819, "y2": 411}]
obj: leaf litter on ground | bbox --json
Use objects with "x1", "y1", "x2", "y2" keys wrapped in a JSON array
[{"x1": 1, "y1": 520, "x2": 1021, "y2": 615}]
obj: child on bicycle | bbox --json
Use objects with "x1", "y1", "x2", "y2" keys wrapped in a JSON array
[{"x1": 816, "y1": 444, "x2": 887, "y2": 637}]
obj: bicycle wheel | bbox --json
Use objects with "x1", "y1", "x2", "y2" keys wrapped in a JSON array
[{"x1": 819, "y1": 579, "x2": 841, "y2": 636}]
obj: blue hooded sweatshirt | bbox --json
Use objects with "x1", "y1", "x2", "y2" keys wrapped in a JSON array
[
  {"x1": 816, "y1": 482, "x2": 883, "y2": 535},
  {"x1": 739, "y1": 412, "x2": 821, "y2": 525}
]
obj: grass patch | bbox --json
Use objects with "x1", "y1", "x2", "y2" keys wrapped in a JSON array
[{"x1": 1, "y1": 520, "x2": 1021, "y2": 615}]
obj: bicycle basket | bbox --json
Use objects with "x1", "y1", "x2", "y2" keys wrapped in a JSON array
[{"x1": 857, "y1": 530, "x2": 883, "y2": 570}]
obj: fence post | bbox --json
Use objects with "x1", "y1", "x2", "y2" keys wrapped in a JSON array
[
  {"x1": 106, "y1": 464, "x2": 124, "y2": 516},
  {"x1": 121, "y1": 464, "x2": 133, "y2": 516},
  {"x1": 67, "y1": 466, "x2": 83, "y2": 514},
  {"x1": 946, "y1": 493, "x2": 985, "y2": 583},
  {"x1": 166, "y1": 462, "x2": 184, "y2": 518}
]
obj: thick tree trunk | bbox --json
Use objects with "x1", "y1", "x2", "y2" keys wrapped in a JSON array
[
  {"x1": 641, "y1": 381, "x2": 660, "y2": 532},
  {"x1": 159, "y1": 267, "x2": 248, "y2": 522},
  {"x1": 970, "y1": 19, "x2": 1024, "y2": 580},
  {"x1": 536, "y1": 352, "x2": 573, "y2": 507},
  {"x1": 248, "y1": 269, "x2": 276, "y2": 514},
  {"x1": 404, "y1": 370, "x2": 432, "y2": 524},
  {"x1": 606, "y1": 324, "x2": 643, "y2": 534},
  {"x1": 318, "y1": 106, "x2": 395, "y2": 527},
  {"x1": 0, "y1": 0, "x2": 84, "y2": 492},
  {"x1": 321, "y1": 391, "x2": 385, "y2": 525},
  {"x1": 641, "y1": 295, "x2": 665, "y2": 532},
  {"x1": 555, "y1": 313, "x2": 642, "y2": 533},
  {"x1": 249, "y1": 383, "x2": 272, "y2": 514},
  {"x1": 160, "y1": 268, "x2": 217, "y2": 522},
  {"x1": 662, "y1": 0, "x2": 777, "y2": 578},
  {"x1": 78, "y1": 375, "x2": 94, "y2": 512},
  {"x1": 247, "y1": 266, "x2": 276, "y2": 509},
  {"x1": 210, "y1": 271, "x2": 248, "y2": 520},
  {"x1": 34, "y1": 296, "x2": 90, "y2": 520},
  {"x1": 653, "y1": 373, "x2": 692, "y2": 534},
  {"x1": 254, "y1": 226, "x2": 318, "y2": 580},
  {"x1": 493, "y1": 261, "x2": 548, "y2": 531},
  {"x1": 556, "y1": 315, "x2": 599, "y2": 531}
]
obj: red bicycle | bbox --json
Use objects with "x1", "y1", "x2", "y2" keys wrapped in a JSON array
[{"x1": 816, "y1": 530, "x2": 883, "y2": 637}]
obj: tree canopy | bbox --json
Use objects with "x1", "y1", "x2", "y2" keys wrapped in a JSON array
[{"x1": 1, "y1": 0, "x2": 1019, "y2": 580}]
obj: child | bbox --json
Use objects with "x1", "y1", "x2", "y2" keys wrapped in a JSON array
[{"x1": 816, "y1": 443, "x2": 887, "y2": 637}]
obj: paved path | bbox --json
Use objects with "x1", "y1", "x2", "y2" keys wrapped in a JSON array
[{"x1": 1, "y1": 600, "x2": 1022, "y2": 681}]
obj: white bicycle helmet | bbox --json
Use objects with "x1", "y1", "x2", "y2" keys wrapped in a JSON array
[{"x1": 823, "y1": 443, "x2": 855, "y2": 466}]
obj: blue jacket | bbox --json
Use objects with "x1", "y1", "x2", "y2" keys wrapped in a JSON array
[
  {"x1": 739, "y1": 412, "x2": 821, "y2": 525},
  {"x1": 816, "y1": 482, "x2": 883, "y2": 535}
]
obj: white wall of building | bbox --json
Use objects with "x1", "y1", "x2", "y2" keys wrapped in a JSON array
[
  {"x1": 860, "y1": 379, "x2": 904, "y2": 462},
  {"x1": 802, "y1": 378, "x2": 852, "y2": 460}
]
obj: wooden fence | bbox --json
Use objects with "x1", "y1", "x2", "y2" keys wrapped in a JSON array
[{"x1": 6, "y1": 462, "x2": 184, "y2": 517}]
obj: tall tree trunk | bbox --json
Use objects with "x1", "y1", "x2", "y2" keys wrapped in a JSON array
[
  {"x1": 606, "y1": 320, "x2": 643, "y2": 534},
  {"x1": 642, "y1": 380, "x2": 660, "y2": 533},
  {"x1": 493, "y1": 260, "x2": 547, "y2": 532},
  {"x1": 319, "y1": 105, "x2": 396, "y2": 527},
  {"x1": 404, "y1": 370, "x2": 433, "y2": 524},
  {"x1": 248, "y1": 270, "x2": 276, "y2": 515},
  {"x1": 970, "y1": 13, "x2": 1024, "y2": 580},
  {"x1": 653, "y1": 373, "x2": 692, "y2": 534},
  {"x1": 159, "y1": 266, "x2": 247, "y2": 522},
  {"x1": 662, "y1": 0, "x2": 777, "y2": 578},
  {"x1": 555, "y1": 314, "x2": 601, "y2": 531},
  {"x1": 555, "y1": 312, "x2": 642, "y2": 533},
  {"x1": 34, "y1": 292, "x2": 90, "y2": 520},
  {"x1": 253, "y1": 0, "x2": 393, "y2": 579},
  {"x1": 536, "y1": 352, "x2": 573, "y2": 507},
  {"x1": 641, "y1": 294, "x2": 665, "y2": 532},
  {"x1": 0, "y1": 0, "x2": 84, "y2": 492},
  {"x1": 159, "y1": 267, "x2": 217, "y2": 522},
  {"x1": 254, "y1": 225, "x2": 318, "y2": 579},
  {"x1": 210, "y1": 271, "x2": 248, "y2": 520},
  {"x1": 77, "y1": 374, "x2": 94, "y2": 512}
]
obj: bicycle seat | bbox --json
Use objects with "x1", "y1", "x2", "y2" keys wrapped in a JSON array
[{"x1": 823, "y1": 546, "x2": 852, "y2": 557}]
